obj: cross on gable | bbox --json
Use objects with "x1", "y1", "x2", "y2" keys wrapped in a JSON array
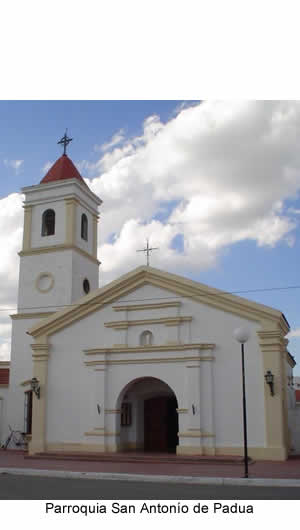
[{"x1": 136, "y1": 238, "x2": 159, "y2": 266}]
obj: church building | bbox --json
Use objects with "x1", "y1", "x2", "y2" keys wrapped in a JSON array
[{"x1": 0, "y1": 139, "x2": 297, "y2": 461}]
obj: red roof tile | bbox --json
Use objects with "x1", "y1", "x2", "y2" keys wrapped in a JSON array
[
  {"x1": 0, "y1": 368, "x2": 9, "y2": 385},
  {"x1": 40, "y1": 155, "x2": 88, "y2": 187}
]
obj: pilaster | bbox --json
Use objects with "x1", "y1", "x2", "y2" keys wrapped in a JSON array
[
  {"x1": 257, "y1": 328, "x2": 289, "y2": 459},
  {"x1": 28, "y1": 336, "x2": 49, "y2": 455},
  {"x1": 65, "y1": 198, "x2": 78, "y2": 246},
  {"x1": 92, "y1": 214, "x2": 99, "y2": 259},
  {"x1": 22, "y1": 205, "x2": 32, "y2": 251}
]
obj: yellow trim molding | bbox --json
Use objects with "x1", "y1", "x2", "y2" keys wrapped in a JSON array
[
  {"x1": 28, "y1": 265, "x2": 289, "y2": 340},
  {"x1": 65, "y1": 198, "x2": 78, "y2": 246},
  {"x1": 19, "y1": 243, "x2": 100, "y2": 265},
  {"x1": 113, "y1": 301, "x2": 181, "y2": 312},
  {"x1": 85, "y1": 355, "x2": 214, "y2": 367},
  {"x1": 84, "y1": 343, "x2": 215, "y2": 355},
  {"x1": 92, "y1": 214, "x2": 99, "y2": 259},
  {"x1": 22, "y1": 205, "x2": 32, "y2": 251},
  {"x1": 258, "y1": 329, "x2": 290, "y2": 460},
  {"x1": 104, "y1": 316, "x2": 192, "y2": 329},
  {"x1": 11, "y1": 312, "x2": 55, "y2": 320},
  {"x1": 28, "y1": 336, "x2": 49, "y2": 455}
]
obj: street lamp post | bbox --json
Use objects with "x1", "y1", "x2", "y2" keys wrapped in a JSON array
[{"x1": 233, "y1": 327, "x2": 250, "y2": 479}]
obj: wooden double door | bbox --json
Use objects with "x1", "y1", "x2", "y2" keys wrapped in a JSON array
[{"x1": 144, "y1": 396, "x2": 178, "y2": 452}]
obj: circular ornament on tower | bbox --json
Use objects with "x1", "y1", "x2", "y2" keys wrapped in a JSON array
[
  {"x1": 35, "y1": 272, "x2": 55, "y2": 293},
  {"x1": 83, "y1": 278, "x2": 90, "y2": 294}
]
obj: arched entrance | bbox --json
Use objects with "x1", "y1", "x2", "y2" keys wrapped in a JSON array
[{"x1": 117, "y1": 377, "x2": 179, "y2": 453}]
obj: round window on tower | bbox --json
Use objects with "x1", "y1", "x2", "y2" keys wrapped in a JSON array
[{"x1": 83, "y1": 278, "x2": 90, "y2": 294}]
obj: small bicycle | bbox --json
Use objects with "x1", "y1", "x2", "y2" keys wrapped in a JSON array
[{"x1": 1, "y1": 425, "x2": 27, "y2": 450}]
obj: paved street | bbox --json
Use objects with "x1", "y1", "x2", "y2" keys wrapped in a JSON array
[{"x1": 0, "y1": 474, "x2": 300, "y2": 500}]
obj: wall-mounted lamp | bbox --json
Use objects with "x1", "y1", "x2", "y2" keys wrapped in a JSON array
[
  {"x1": 30, "y1": 377, "x2": 40, "y2": 399},
  {"x1": 264, "y1": 370, "x2": 274, "y2": 396},
  {"x1": 97, "y1": 404, "x2": 101, "y2": 415},
  {"x1": 192, "y1": 404, "x2": 196, "y2": 415}
]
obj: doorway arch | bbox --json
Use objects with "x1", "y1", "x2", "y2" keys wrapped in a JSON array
[{"x1": 116, "y1": 377, "x2": 179, "y2": 453}]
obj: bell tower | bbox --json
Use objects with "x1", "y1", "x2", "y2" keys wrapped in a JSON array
[
  {"x1": 18, "y1": 144, "x2": 102, "y2": 314},
  {"x1": 6, "y1": 137, "x2": 102, "y2": 435}
]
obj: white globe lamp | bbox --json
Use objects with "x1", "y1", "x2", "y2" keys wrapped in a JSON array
[{"x1": 233, "y1": 327, "x2": 250, "y2": 344}]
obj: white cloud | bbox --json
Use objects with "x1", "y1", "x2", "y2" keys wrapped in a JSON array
[
  {"x1": 89, "y1": 101, "x2": 300, "y2": 281},
  {"x1": 288, "y1": 328, "x2": 300, "y2": 339},
  {"x1": 42, "y1": 161, "x2": 53, "y2": 173},
  {"x1": 96, "y1": 129, "x2": 126, "y2": 152},
  {"x1": 0, "y1": 341, "x2": 10, "y2": 361},
  {"x1": 4, "y1": 159, "x2": 24, "y2": 174}
]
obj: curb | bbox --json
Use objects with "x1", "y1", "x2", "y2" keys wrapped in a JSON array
[{"x1": 1, "y1": 467, "x2": 300, "y2": 487}]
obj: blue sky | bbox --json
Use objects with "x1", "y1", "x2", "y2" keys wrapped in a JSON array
[
  {"x1": 1, "y1": 100, "x2": 300, "y2": 374},
  {"x1": 0, "y1": 101, "x2": 184, "y2": 197}
]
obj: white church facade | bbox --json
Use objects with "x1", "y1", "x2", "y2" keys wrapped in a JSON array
[{"x1": 0, "y1": 149, "x2": 297, "y2": 461}]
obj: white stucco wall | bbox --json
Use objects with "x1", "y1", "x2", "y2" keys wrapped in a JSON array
[
  {"x1": 45, "y1": 282, "x2": 265, "y2": 450},
  {"x1": 6, "y1": 316, "x2": 48, "y2": 438},
  {"x1": 18, "y1": 251, "x2": 74, "y2": 312}
]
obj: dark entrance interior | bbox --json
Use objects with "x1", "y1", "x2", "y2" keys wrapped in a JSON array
[{"x1": 144, "y1": 396, "x2": 178, "y2": 452}]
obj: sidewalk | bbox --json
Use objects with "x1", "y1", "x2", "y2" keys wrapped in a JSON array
[{"x1": 1, "y1": 450, "x2": 300, "y2": 486}]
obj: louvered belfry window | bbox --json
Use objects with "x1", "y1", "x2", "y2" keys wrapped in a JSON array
[
  {"x1": 81, "y1": 213, "x2": 88, "y2": 241},
  {"x1": 42, "y1": 209, "x2": 55, "y2": 236}
]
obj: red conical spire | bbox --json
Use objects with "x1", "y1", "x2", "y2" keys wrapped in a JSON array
[{"x1": 40, "y1": 155, "x2": 88, "y2": 187}]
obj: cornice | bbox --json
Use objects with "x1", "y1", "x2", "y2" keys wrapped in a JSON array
[
  {"x1": 104, "y1": 316, "x2": 192, "y2": 329},
  {"x1": 11, "y1": 312, "x2": 55, "y2": 320},
  {"x1": 85, "y1": 355, "x2": 215, "y2": 366},
  {"x1": 84, "y1": 343, "x2": 215, "y2": 355},
  {"x1": 22, "y1": 178, "x2": 102, "y2": 207},
  {"x1": 19, "y1": 243, "x2": 100, "y2": 265},
  {"x1": 113, "y1": 301, "x2": 181, "y2": 312}
]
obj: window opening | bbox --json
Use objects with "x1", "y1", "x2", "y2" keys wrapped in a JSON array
[
  {"x1": 83, "y1": 278, "x2": 90, "y2": 294},
  {"x1": 81, "y1": 213, "x2": 88, "y2": 241},
  {"x1": 42, "y1": 209, "x2": 55, "y2": 236}
]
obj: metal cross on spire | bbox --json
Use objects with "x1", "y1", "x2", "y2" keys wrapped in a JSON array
[
  {"x1": 57, "y1": 129, "x2": 73, "y2": 156},
  {"x1": 136, "y1": 238, "x2": 159, "y2": 266}
]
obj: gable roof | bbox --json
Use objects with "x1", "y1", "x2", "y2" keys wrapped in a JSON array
[{"x1": 28, "y1": 265, "x2": 289, "y2": 339}]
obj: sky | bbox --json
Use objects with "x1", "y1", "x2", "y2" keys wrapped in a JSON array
[{"x1": 1, "y1": 100, "x2": 300, "y2": 374}]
